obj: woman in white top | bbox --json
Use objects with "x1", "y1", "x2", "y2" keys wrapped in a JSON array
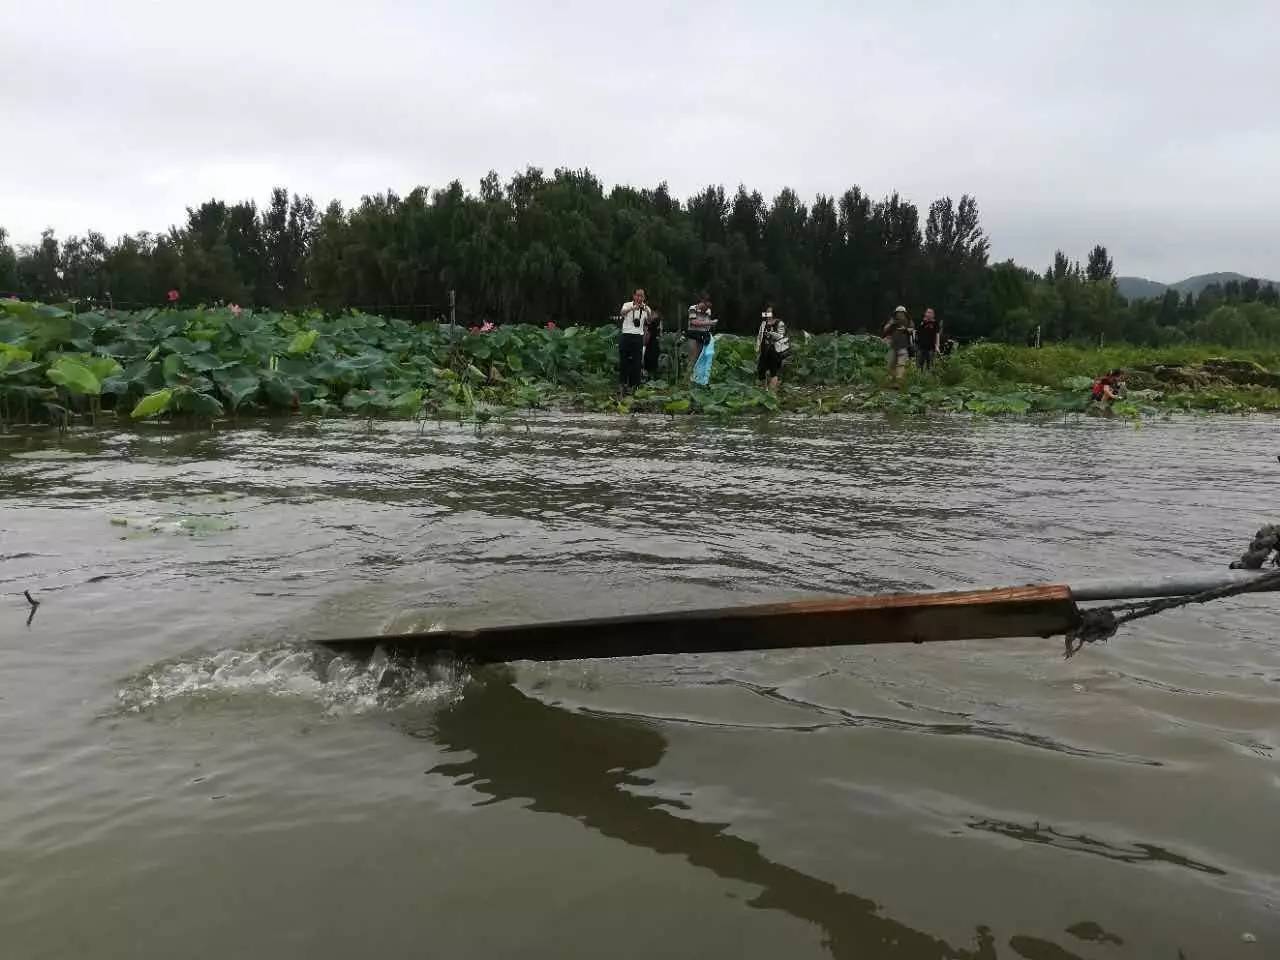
[{"x1": 618, "y1": 288, "x2": 653, "y2": 392}]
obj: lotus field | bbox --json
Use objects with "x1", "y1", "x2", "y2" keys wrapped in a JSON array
[{"x1": 2, "y1": 300, "x2": 1280, "y2": 428}]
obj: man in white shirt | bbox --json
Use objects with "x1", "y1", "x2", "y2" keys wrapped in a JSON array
[{"x1": 618, "y1": 287, "x2": 652, "y2": 392}]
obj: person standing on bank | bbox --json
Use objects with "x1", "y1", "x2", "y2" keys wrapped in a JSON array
[
  {"x1": 756, "y1": 306, "x2": 790, "y2": 391},
  {"x1": 883, "y1": 305, "x2": 914, "y2": 382},
  {"x1": 618, "y1": 288, "x2": 652, "y2": 392},
  {"x1": 642, "y1": 306, "x2": 663, "y2": 380},
  {"x1": 916, "y1": 307, "x2": 941, "y2": 371},
  {"x1": 686, "y1": 292, "x2": 716, "y2": 369}
]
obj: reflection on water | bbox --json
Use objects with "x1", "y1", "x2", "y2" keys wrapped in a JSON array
[
  {"x1": 1007, "y1": 936, "x2": 1087, "y2": 960},
  {"x1": 1064, "y1": 921, "x2": 1124, "y2": 945},
  {"x1": 681, "y1": 677, "x2": 1165, "y2": 766},
  {"x1": 424, "y1": 677, "x2": 999, "y2": 960},
  {"x1": 419, "y1": 676, "x2": 1190, "y2": 959},
  {"x1": 968, "y1": 818, "x2": 1227, "y2": 876}
]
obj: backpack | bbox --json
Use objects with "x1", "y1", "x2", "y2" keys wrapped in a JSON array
[{"x1": 763, "y1": 320, "x2": 790, "y2": 355}]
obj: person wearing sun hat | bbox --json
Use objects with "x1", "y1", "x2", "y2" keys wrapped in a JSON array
[{"x1": 882, "y1": 305, "x2": 914, "y2": 382}]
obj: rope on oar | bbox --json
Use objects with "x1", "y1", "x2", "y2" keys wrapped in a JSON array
[
  {"x1": 1230, "y1": 524, "x2": 1280, "y2": 571},
  {"x1": 1066, "y1": 527, "x2": 1280, "y2": 657}
]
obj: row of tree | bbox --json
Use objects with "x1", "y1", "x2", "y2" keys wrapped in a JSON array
[{"x1": 2, "y1": 169, "x2": 1277, "y2": 345}]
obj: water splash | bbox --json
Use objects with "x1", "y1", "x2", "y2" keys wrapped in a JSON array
[
  {"x1": 116, "y1": 643, "x2": 468, "y2": 716},
  {"x1": 109, "y1": 513, "x2": 239, "y2": 537}
]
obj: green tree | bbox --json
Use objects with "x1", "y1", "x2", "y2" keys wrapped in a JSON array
[
  {"x1": 835, "y1": 187, "x2": 880, "y2": 330},
  {"x1": 1194, "y1": 305, "x2": 1254, "y2": 345},
  {"x1": 17, "y1": 170, "x2": 1280, "y2": 347},
  {"x1": 922, "y1": 195, "x2": 990, "y2": 338},
  {"x1": 874, "y1": 192, "x2": 922, "y2": 323},
  {"x1": 0, "y1": 228, "x2": 19, "y2": 293},
  {"x1": 1085, "y1": 244, "x2": 1114, "y2": 283},
  {"x1": 16, "y1": 230, "x2": 65, "y2": 300}
]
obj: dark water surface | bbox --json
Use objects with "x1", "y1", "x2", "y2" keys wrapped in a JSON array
[{"x1": 1, "y1": 414, "x2": 1278, "y2": 959}]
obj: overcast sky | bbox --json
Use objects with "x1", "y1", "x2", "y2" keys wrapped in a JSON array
[{"x1": 3, "y1": 1, "x2": 1277, "y2": 281}]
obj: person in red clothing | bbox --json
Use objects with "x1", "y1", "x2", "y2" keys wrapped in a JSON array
[{"x1": 1091, "y1": 369, "x2": 1125, "y2": 405}]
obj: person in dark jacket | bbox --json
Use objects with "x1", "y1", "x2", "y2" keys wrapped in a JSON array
[
  {"x1": 643, "y1": 308, "x2": 663, "y2": 380},
  {"x1": 916, "y1": 307, "x2": 941, "y2": 370},
  {"x1": 755, "y1": 306, "x2": 790, "y2": 390}
]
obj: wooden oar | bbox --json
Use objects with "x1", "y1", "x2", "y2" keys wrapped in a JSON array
[
  {"x1": 318, "y1": 584, "x2": 1077, "y2": 662},
  {"x1": 313, "y1": 571, "x2": 1276, "y2": 663}
]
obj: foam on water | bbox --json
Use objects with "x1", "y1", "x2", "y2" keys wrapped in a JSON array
[{"x1": 116, "y1": 643, "x2": 469, "y2": 716}]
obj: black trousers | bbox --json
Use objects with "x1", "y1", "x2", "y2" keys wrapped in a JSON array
[
  {"x1": 643, "y1": 336, "x2": 660, "y2": 377},
  {"x1": 619, "y1": 335, "x2": 644, "y2": 388}
]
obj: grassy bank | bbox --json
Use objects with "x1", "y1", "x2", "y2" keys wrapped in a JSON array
[{"x1": 3, "y1": 300, "x2": 1279, "y2": 428}]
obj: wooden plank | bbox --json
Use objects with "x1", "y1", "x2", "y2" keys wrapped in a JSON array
[{"x1": 316, "y1": 585, "x2": 1081, "y2": 663}]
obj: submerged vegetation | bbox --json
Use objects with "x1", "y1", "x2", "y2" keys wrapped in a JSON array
[{"x1": 2, "y1": 300, "x2": 1280, "y2": 430}]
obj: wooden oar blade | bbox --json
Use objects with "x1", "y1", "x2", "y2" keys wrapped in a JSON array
[{"x1": 317, "y1": 585, "x2": 1080, "y2": 663}]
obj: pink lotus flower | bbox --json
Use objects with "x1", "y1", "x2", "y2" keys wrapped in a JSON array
[
  {"x1": 545, "y1": 321, "x2": 557, "y2": 330},
  {"x1": 229, "y1": 303, "x2": 242, "y2": 316},
  {"x1": 480, "y1": 321, "x2": 495, "y2": 333},
  {"x1": 166, "y1": 289, "x2": 180, "y2": 302}
]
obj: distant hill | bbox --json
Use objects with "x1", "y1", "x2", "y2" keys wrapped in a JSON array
[
  {"x1": 1170, "y1": 272, "x2": 1280, "y2": 296},
  {"x1": 1117, "y1": 271, "x2": 1280, "y2": 301},
  {"x1": 1116, "y1": 276, "x2": 1169, "y2": 300}
]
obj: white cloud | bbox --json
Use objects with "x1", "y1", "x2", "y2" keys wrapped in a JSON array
[{"x1": 1, "y1": 0, "x2": 1277, "y2": 281}]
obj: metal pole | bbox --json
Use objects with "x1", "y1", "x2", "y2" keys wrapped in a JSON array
[
  {"x1": 1067, "y1": 570, "x2": 1276, "y2": 602},
  {"x1": 450, "y1": 289, "x2": 456, "y2": 329},
  {"x1": 1035, "y1": 324, "x2": 1041, "y2": 349}
]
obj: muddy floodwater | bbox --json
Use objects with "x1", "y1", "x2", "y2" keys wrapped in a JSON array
[{"x1": 2, "y1": 413, "x2": 1278, "y2": 959}]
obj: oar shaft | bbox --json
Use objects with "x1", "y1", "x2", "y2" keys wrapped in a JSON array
[
  {"x1": 317, "y1": 585, "x2": 1080, "y2": 663},
  {"x1": 312, "y1": 570, "x2": 1278, "y2": 663},
  {"x1": 1068, "y1": 570, "x2": 1278, "y2": 602}
]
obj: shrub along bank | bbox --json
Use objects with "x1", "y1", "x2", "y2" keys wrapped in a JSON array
[{"x1": 2, "y1": 300, "x2": 1279, "y2": 428}]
